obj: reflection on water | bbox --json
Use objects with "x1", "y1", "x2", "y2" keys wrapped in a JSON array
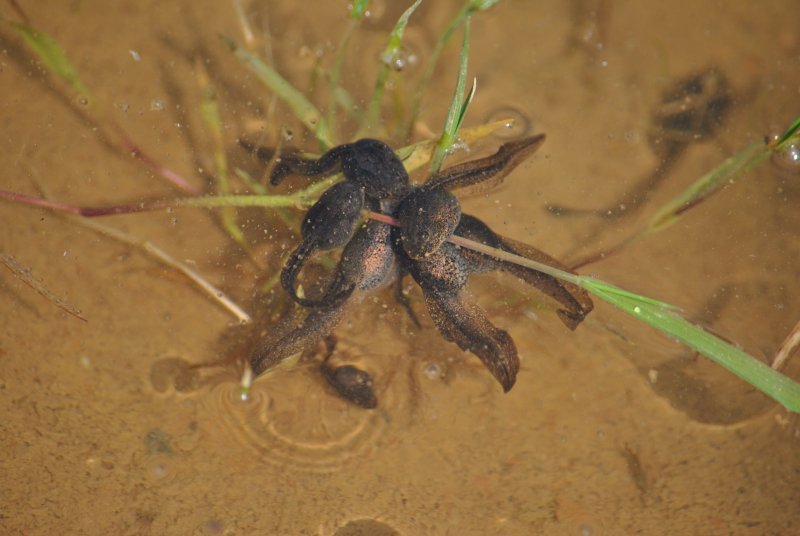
[
  {"x1": 205, "y1": 376, "x2": 390, "y2": 474},
  {"x1": 149, "y1": 335, "x2": 407, "y2": 474}
]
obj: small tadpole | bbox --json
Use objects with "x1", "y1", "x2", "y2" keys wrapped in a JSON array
[{"x1": 319, "y1": 336, "x2": 378, "y2": 409}]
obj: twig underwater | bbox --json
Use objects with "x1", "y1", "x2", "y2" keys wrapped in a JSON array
[
  {"x1": 0, "y1": 252, "x2": 86, "y2": 321},
  {"x1": 2, "y1": 1, "x2": 799, "y2": 411}
]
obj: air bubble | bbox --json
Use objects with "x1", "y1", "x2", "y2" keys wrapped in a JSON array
[
  {"x1": 423, "y1": 362, "x2": 442, "y2": 379},
  {"x1": 771, "y1": 139, "x2": 800, "y2": 176},
  {"x1": 381, "y1": 45, "x2": 418, "y2": 72},
  {"x1": 361, "y1": 0, "x2": 385, "y2": 20},
  {"x1": 484, "y1": 107, "x2": 533, "y2": 139}
]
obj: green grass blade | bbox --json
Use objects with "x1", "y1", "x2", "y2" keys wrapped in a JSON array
[
  {"x1": 578, "y1": 277, "x2": 679, "y2": 310},
  {"x1": 8, "y1": 20, "x2": 92, "y2": 103},
  {"x1": 582, "y1": 277, "x2": 800, "y2": 412},
  {"x1": 644, "y1": 142, "x2": 763, "y2": 234},
  {"x1": 361, "y1": 0, "x2": 423, "y2": 135},
  {"x1": 428, "y1": 18, "x2": 472, "y2": 177},
  {"x1": 326, "y1": 0, "x2": 371, "y2": 136},
  {"x1": 405, "y1": 0, "x2": 499, "y2": 136},
  {"x1": 220, "y1": 34, "x2": 333, "y2": 149},
  {"x1": 448, "y1": 234, "x2": 800, "y2": 413},
  {"x1": 645, "y1": 115, "x2": 800, "y2": 235},
  {"x1": 349, "y1": 0, "x2": 370, "y2": 19},
  {"x1": 776, "y1": 115, "x2": 800, "y2": 145},
  {"x1": 196, "y1": 69, "x2": 251, "y2": 251}
]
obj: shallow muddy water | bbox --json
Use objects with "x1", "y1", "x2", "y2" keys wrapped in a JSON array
[{"x1": 2, "y1": 1, "x2": 800, "y2": 534}]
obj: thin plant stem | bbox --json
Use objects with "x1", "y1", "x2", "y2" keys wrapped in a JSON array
[
  {"x1": 0, "y1": 252, "x2": 86, "y2": 321},
  {"x1": 772, "y1": 319, "x2": 800, "y2": 371},
  {"x1": 71, "y1": 217, "x2": 252, "y2": 324}
]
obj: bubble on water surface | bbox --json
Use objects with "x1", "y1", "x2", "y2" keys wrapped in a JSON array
[{"x1": 484, "y1": 107, "x2": 533, "y2": 139}]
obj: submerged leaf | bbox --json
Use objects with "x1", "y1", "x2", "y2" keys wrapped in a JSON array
[
  {"x1": 10, "y1": 21, "x2": 92, "y2": 102},
  {"x1": 221, "y1": 34, "x2": 333, "y2": 149}
]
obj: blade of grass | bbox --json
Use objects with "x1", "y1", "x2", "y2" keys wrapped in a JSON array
[
  {"x1": 388, "y1": 216, "x2": 800, "y2": 412},
  {"x1": 641, "y1": 115, "x2": 800, "y2": 235},
  {"x1": 582, "y1": 278, "x2": 800, "y2": 412},
  {"x1": 27, "y1": 176, "x2": 252, "y2": 323},
  {"x1": 221, "y1": 34, "x2": 334, "y2": 150},
  {"x1": 231, "y1": 0, "x2": 256, "y2": 47},
  {"x1": 405, "y1": 0, "x2": 500, "y2": 137},
  {"x1": 453, "y1": 232, "x2": 800, "y2": 412},
  {"x1": 572, "y1": 115, "x2": 800, "y2": 269},
  {"x1": 5, "y1": 19, "x2": 92, "y2": 103},
  {"x1": 326, "y1": 0, "x2": 370, "y2": 136},
  {"x1": 360, "y1": 0, "x2": 423, "y2": 136},
  {"x1": 428, "y1": 18, "x2": 473, "y2": 177},
  {"x1": 196, "y1": 61, "x2": 250, "y2": 253},
  {"x1": 6, "y1": 17, "x2": 198, "y2": 193},
  {"x1": 776, "y1": 115, "x2": 800, "y2": 145}
]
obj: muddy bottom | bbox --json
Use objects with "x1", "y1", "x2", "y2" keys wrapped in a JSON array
[{"x1": 2, "y1": 1, "x2": 800, "y2": 534}]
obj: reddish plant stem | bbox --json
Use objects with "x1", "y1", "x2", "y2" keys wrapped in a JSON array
[
  {"x1": 0, "y1": 189, "x2": 171, "y2": 217},
  {"x1": 111, "y1": 122, "x2": 200, "y2": 194}
]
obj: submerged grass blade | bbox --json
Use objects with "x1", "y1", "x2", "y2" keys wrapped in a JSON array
[
  {"x1": 773, "y1": 319, "x2": 800, "y2": 371},
  {"x1": 0, "y1": 118, "x2": 516, "y2": 219},
  {"x1": 646, "y1": 115, "x2": 800, "y2": 235},
  {"x1": 349, "y1": 0, "x2": 370, "y2": 19},
  {"x1": 221, "y1": 34, "x2": 333, "y2": 149},
  {"x1": 327, "y1": 1, "x2": 370, "y2": 135},
  {"x1": 6, "y1": 17, "x2": 198, "y2": 193},
  {"x1": 196, "y1": 63, "x2": 250, "y2": 251},
  {"x1": 405, "y1": 0, "x2": 499, "y2": 137},
  {"x1": 361, "y1": 0, "x2": 423, "y2": 136},
  {"x1": 573, "y1": 115, "x2": 800, "y2": 269},
  {"x1": 644, "y1": 142, "x2": 763, "y2": 234},
  {"x1": 7, "y1": 20, "x2": 92, "y2": 103}
]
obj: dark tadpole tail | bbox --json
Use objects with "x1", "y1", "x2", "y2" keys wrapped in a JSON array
[
  {"x1": 250, "y1": 305, "x2": 347, "y2": 376},
  {"x1": 280, "y1": 239, "x2": 318, "y2": 305},
  {"x1": 455, "y1": 214, "x2": 593, "y2": 330},
  {"x1": 427, "y1": 134, "x2": 546, "y2": 192},
  {"x1": 496, "y1": 235, "x2": 594, "y2": 330},
  {"x1": 424, "y1": 291, "x2": 519, "y2": 392}
]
